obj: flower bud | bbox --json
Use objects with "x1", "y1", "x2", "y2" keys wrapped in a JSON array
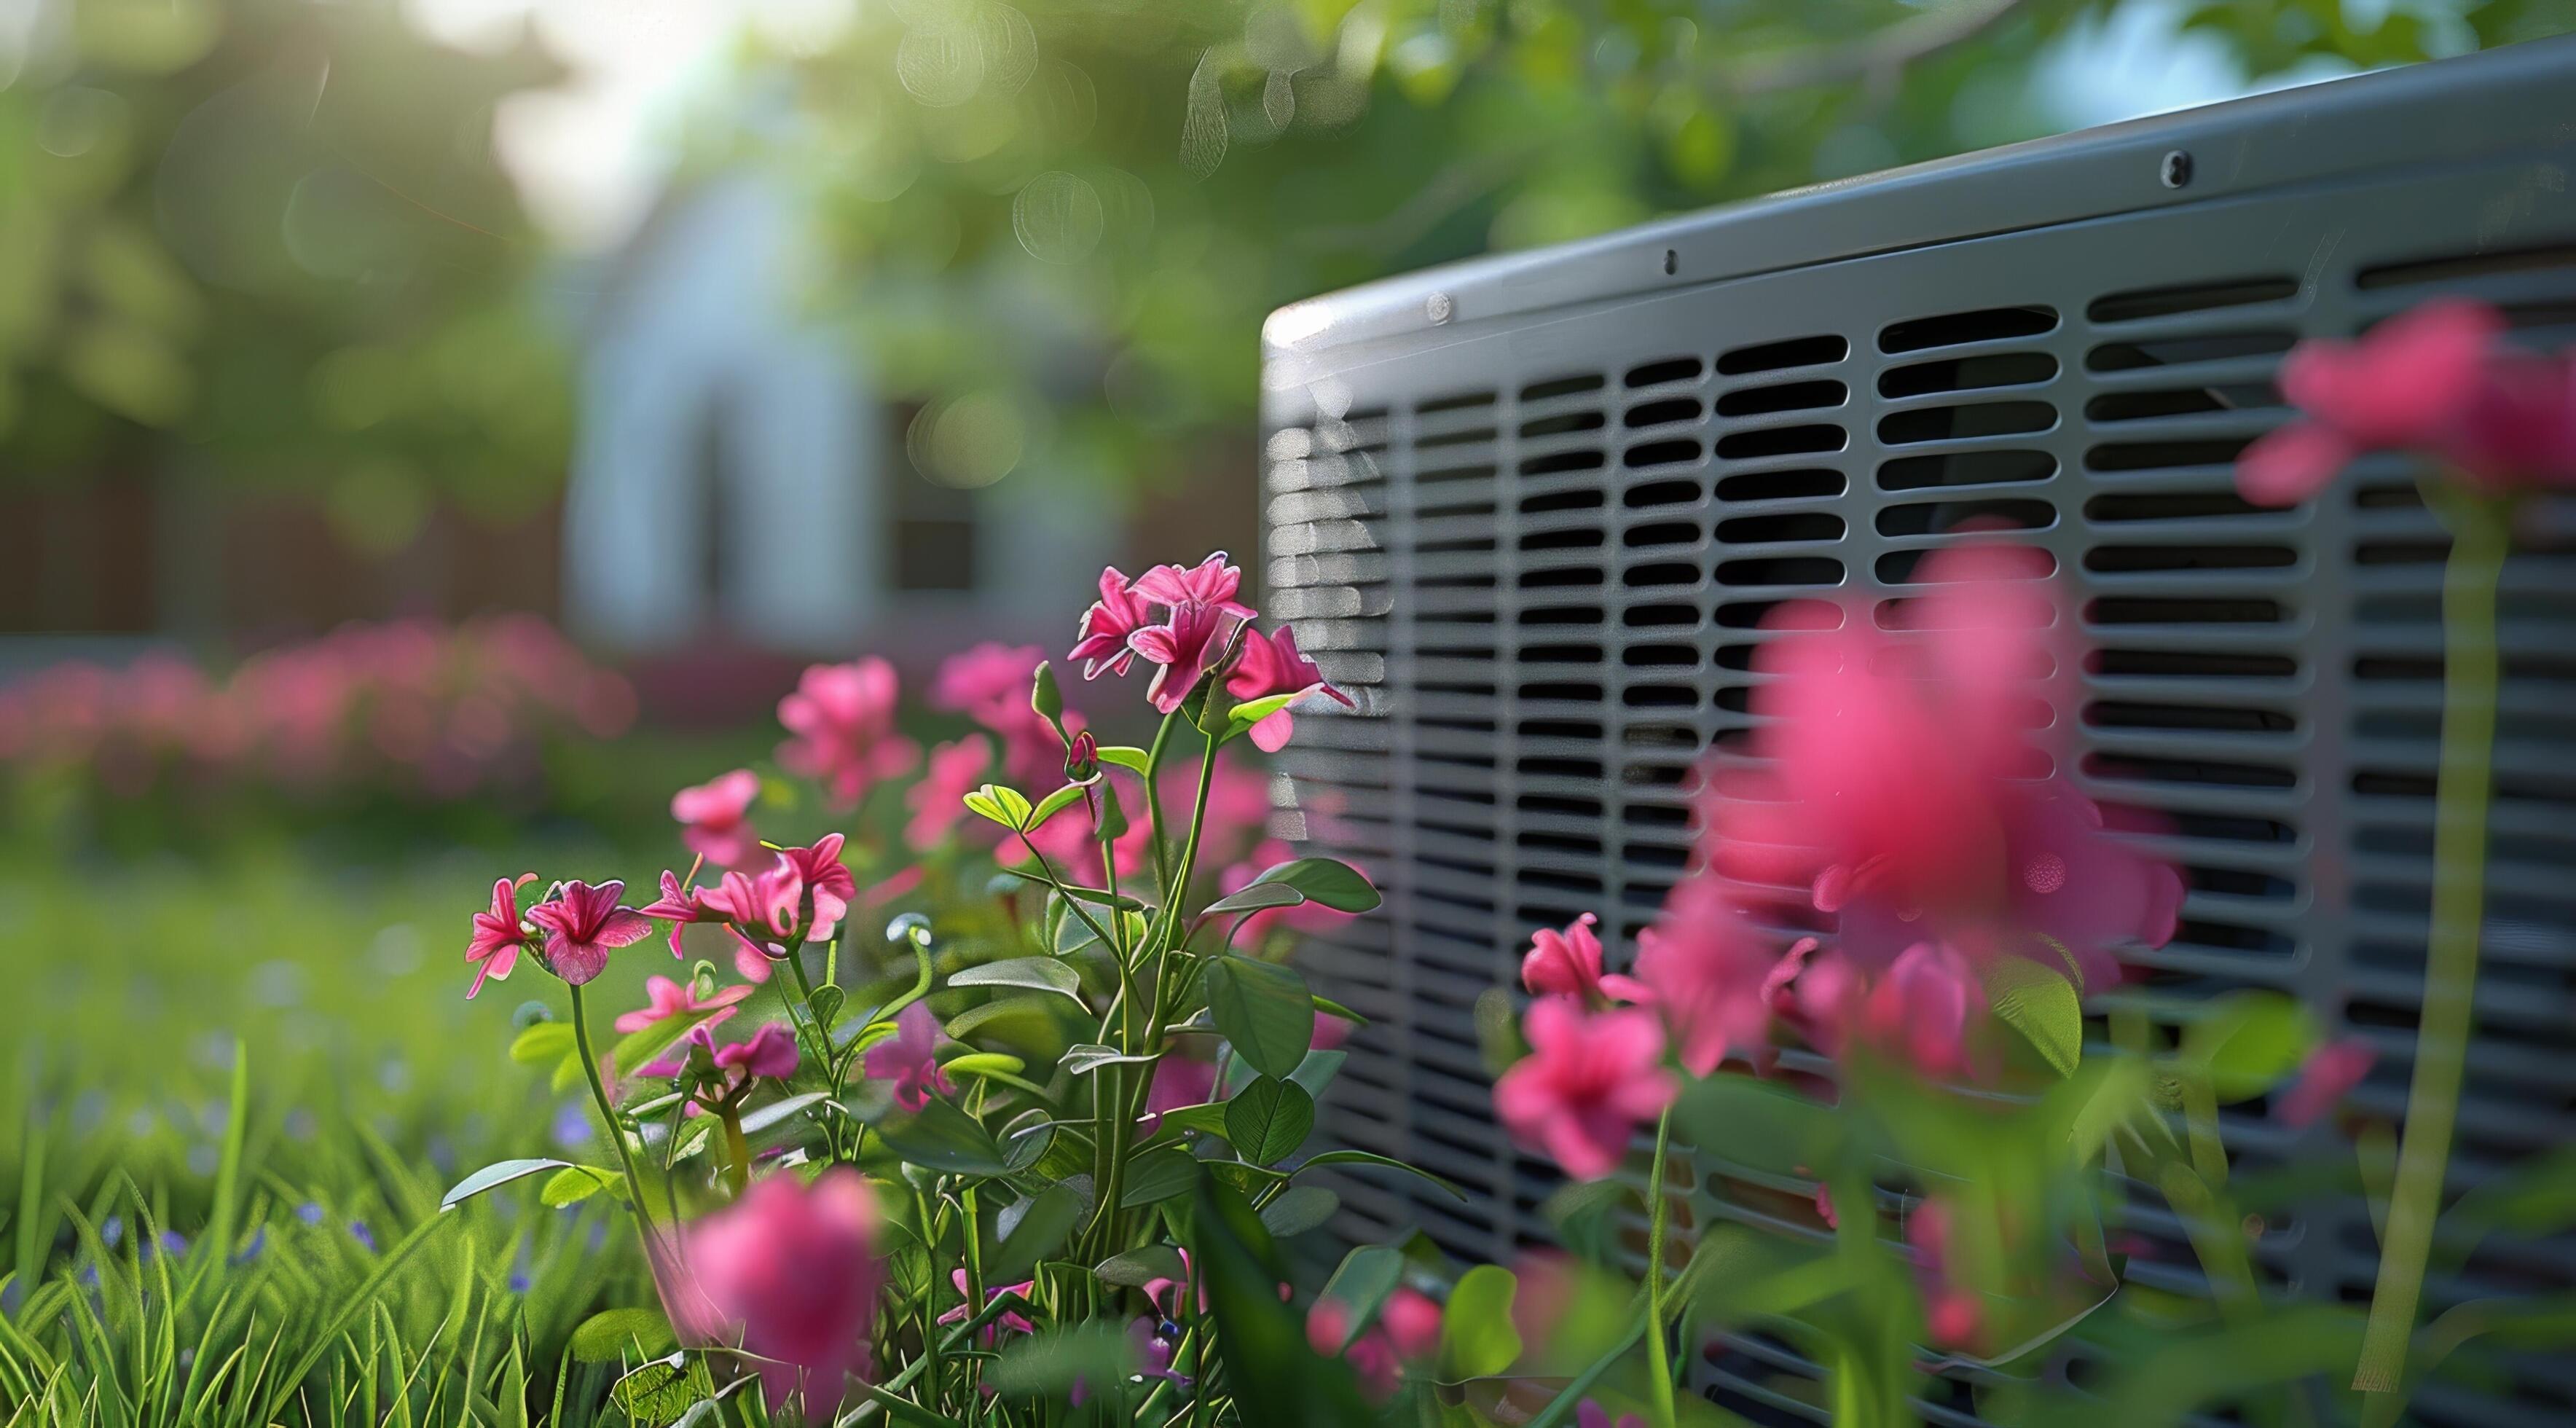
[
  {"x1": 1064, "y1": 729, "x2": 1100, "y2": 784},
  {"x1": 690, "y1": 960, "x2": 723, "y2": 1002},
  {"x1": 1030, "y1": 659, "x2": 1064, "y2": 722}
]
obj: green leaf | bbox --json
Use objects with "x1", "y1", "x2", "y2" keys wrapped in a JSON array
[
  {"x1": 1026, "y1": 782, "x2": 1088, "y2": 831},
  {"x1": 997, "y1": 867, "x2": 1150, "y2": 911},
  {"x1": 1316, "y1": 1244, "x2": 1403, "y2": 1347},
  {"x1": 539, "y1": 1166, "x2": 623, "y2": 1209},
  {"x1": 1984, "y1": 954, "x2": 2084, "y2": 1078},
  {"x1": 806, "y1": 984, "x2": 847, "y2": 1031},
  {"x1": 1146, "y1": 1102, "x2": 1231, "y2": 1144},
  {"x1": 1226, "y1": 1077, "x2": 1317, "y2": 1165},
  {"x1": 1442, "y1": 1265, "x2": 1523, "y2": 1378},
  {"x1": 985, "y1": 1322, "x2": 1136, "y2": 1397},
  {"x1": 2181, "y1": 992, "x2": 2318, "y2": 1102},
  {"x1": 508, "y1": 1022, "x2": 575, "y2": 1066},
  {"x1": 609, "y1": 1352, "x2": 710, "y2": 1423},
  {"x1": 1289, "y1": 1048, "x2": 1346, "y2": 1100},
  {"x1": 1258, "y1": 1185, "x2": 1340, "y2": 1238},
  {"x1": 1120, "y1": 1147, "x2": 1203, "y2": 1207},
  {"x1": 1095, "y1": 1244, "x2": 1187, "y2": 1287},
  {"x1": 989, "y1": 1185, "x2": 1083, "y2": 1282},
  {"x1": 877, "y1": 1097, "x2": 1009, "y2": 1177},
  {"x1": 1294, "y1": 1149, "x2": 1468, "y2": 1201},
  {"x1": 1311, "y1": 994, "x2": 1367, "y2": 1027},
  {"x1": 940, "y1": 1051, "x2": 1029, "y2": 1078},
  {"x1": 1062, "y1": 1043, "x2": 1161, "y2": 1075},
  {"x1": 1205, "y1": 881, "x2": 1308, "y2": 914},
  {"x1": 1675, "y1": 1075, "x2": 1839, "y2": 1180},
  {"x1": 571, "y1": 1308, "x2": 672, "y2": 1363},
  {"x1": 738, "y1": 1091, "x2": 830, "y2": 1137},
  {"x1": 1201, "y1": 957, "x2": 1314, "y2": 1080},
  {"x1": 1095, "y1": 745, "x2": 1152, "y2": 774},
  {"x1": 964, "y1": 782, "x2": 1036, "y2": 832},
  {"x1": 439, "y1": 1158, "x2": 571, "y2": 1212},
  {"x1": 1225, "y1": 691, "x2": 1304, "y2": 732},
  {"x1": 1031, "y1": 659, "x2": 1064, "y2": 721},
  {"x1": 1248, "y1": 857, "x2": 1380, "y2": 913},
  {"x1": 949, "y1": 957, "x2": 1088, "y2": 1009}
]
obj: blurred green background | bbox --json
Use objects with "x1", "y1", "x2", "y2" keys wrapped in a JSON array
[{"x1": 1, "y1": 0, "x2": 2571, "y2": 1418}]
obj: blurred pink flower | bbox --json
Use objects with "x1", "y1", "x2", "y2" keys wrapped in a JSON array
[
  {"x1": 715, "y1": 1022, "x2": 800, "y2": 1081},
  {"x1": 1381, "y1": 1287, "x2": 1443, "y2": 1361},
  {"x1": 1633, "y1": 879, "x2": 1779, "y2": 1076},
  {"x1": 907, "y1": 738, "x2": 993, "y2": 850},
  {"x1": 1520, "y1": 911, "x2": 1651, "y2": 1008},
  {"x1": 465, "y1": 873, "x2": 538, "y2": 998},
  {"x1": 660, "y1": 1169, "x2": 882, "y2": 1414},
  {"x1": 932, "y1": 642, "x2": 1043, "y2": 715},
  {"x1": 1069, "y1": 566, "x2": 1153, "y2": 680},
  {"x1": 1134, "y1": 552, "x2": 1257, "y2": 619},
  {"x1": 777, "y1": 659, "x2": 916, "y2": 808},
  {"x1": 863, "y1": 1003, "x2": 956, "y2": 1113},
  {"x1": 1577, "y1": 1403, "x2": 1647, "y2": 1428},
  {"x1": 2278, "y1": 1037, "x2": 2376, "y2": 1128},
  {"x1": 1344, "y1": 1329, "x2": 1402, "y2": 1402},
  {"x1": 672, "y1": 769, "x2": 761, "y2": 868},
  {"x1": 1224, "y1": 625, "x2": 1351, "y2": 752},
  {"x1": 615, "y1": 974, "x2": 752, "y2": 1035},
  {"x1": 1139, "y1": 1054, "x2": 1217, "y2": 1137},
  {"x1": 1311, "y1": 1008, "x2": 1354, "y2": 1051},
  {"x1": 1859, "y1": 942, "x2": 1987, "y2": 1080},
  {"x1": 1493, "y1": 1000, "x2": 1676, "y2": 1181},
  {"x1": 1729, "y1": 543, "x2": 2181, "y2": 987},
  {"x1": 2237, "y1": 299, "x2": 2576, "y2": 504},
  {"x1": 1908, "y1": 1199, "x2": 1981, "y2": 1350},
  {"x1": 525, "y1": 879, "x2": 653, "y2": 986},
  {"x1": 1131, "y1": 600, "x2": 1243, "y2": 715}
]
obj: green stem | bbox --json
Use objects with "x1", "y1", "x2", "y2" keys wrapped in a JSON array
[
  {"x1": 2351, "y1": 488, "x2": 2509, "y2": 1400},
  {"x1": 569, "y1": 983, "x2": 658, "y2": 1247},
  {"x1": 1644, "y1": 1106, "x2": 1678, "y2": 1428}
]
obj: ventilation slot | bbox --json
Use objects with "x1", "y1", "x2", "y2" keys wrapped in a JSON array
[
  {"x1": 1625, "y1": 356, "x2": 1704, "y2": 388},
  {"x1": 1520, "y1": 410, "x2": 1605, "y2": 438},
  {"x1": 1719, "y1": 468, "x2": 1844, "y2": 502},
  {"x1": 1879, "y1": 352, "x2": 2057, "y2": 398},
  {"x1": 1716, "y1": 380, "x2": 1847, "y2": 417},
  {"x1": 2086, "y1": 275, "x2": 2298, "y2": 323},
  {"x1": 1878, "y1": 305, "x2": 2057, "y2": 353},
  {"x1": 1717, "y1": 334, "x2": 1847, "y2": 374},
  {"x1": 1876, "y1": 498, "x2": 2055, "y2": 536},
  {"x1": 1877, "y1": 401, "x2": 2056, "y2": 444},
  {"x1": 1625, "y1": 397, "x2": 1704, "y2": 428},
  {"x1": 2084, "y1": 437, "x2": 2253, "y2": 473},
  {"x1": 2083, "y1": 491, "x2": 2269, "y2": 523},
  {"x1": 1716, "y1": 426, "x2": 1845, "y2": 460},
  {"x1": 1877, "y1": 450, "x2": 2054, "y2": 491},
  {"x1": 2086, "y1": 386, "x2": 2278, "y2": 422},
  {"x1": 2087, "y1": 329, "x2": 2294, "y2": 372},
  {"x1": 1623, "y1": 439, "x2": 1705, "y2": 469},
  {"x1": 1521, "y1": 374, "x2": 1605, "y2": 401},
  {"x1": 2356, "y1": 243, "x2": 2576, "y2": 290}
]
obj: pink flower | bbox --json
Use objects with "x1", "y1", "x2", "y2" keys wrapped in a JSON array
[
  {"x1": 1311, "y1": 1008, "x2": 1354, "y2": 1051},
  {"x1": 2237, "y1": 299, "x2": 2576, "y2": 504},
  {"x1": 672, "y1": 769, "x2": 761, "y2": 868},
  {"x1": 1305, "y1": 1297, "x2": 1352, "y2": 1354},
  {"x1": 715, "y1": 1021, "x2": 800, "y2": 1081},
  {"x1": 659, "y1": 1170, "x2": 882, "y2": 1414},
  {"x1": 938, "y1": 1268, "x2": 1037, "y2": 1343},
  {"x1": 1633, "y1": 879, "x2": 1779, "y2": 1076},
  {"x1": 1381, "y1": 1287, "x2": 1442, "y2": 1361},
  {"x1": 777, "y1": 659, "x2": 917, "y2": 808},
  {"x1": 1224, "y1": 625, "x2": 1351, "y2": 752},
  {"x1": 1493, "y1": 1000, "x2": 1677, "y2": 1180},
  {"x1": 932, "y1": 642, "x2": 1043, "y2": 715},
  {"x1": 1143, "y1": 1247, "x2": 1206, "y2": 1319},
  {"x1": 615, "y1": 974, "x2": 753, "y2": 1034},
  {"x1": 1858, "y1": 942, "x2": 1987, "y2": 1080},
  {"x1": 2277, "y1": 1037, "x2": 2376, "y2": 1128},
  {"x1": 775, "y1": 834, "x2": 857, "y2": 942},
  {"x1": 465, "y1": 873, "x2": 538, "y2": 998},
  {"x1": 1730, "y1": 543, "x2": 2181, "y2": 987},
  {"x1": 863, "y1": 1003, "x2": 956, "y2": 1112},
  {"x1": 640, "y1": 871, "x2": 722, "y2": 960},
  {"x1": 524, "y1": 880, "x2": 653, "y2": 986},
  {"x1": 695, "y1": 868, "x2": 788, "y2": 981},
  {"x1": 1134, "y1": 552, "x2": 1257, "y2": 620},
  {"x1": 1069, "y1": 566, "x2": 1153, "y2": 679},
  {"x1": 907, "y1": 737, "x2": 993, "y2": 850},
  {"x1": 1129, "y1": 600, "x2": 1244, "y2": 716},
  {"x1": 1344, "y1": 1329, "x2": 1402, "y2": 1402},
  {"x1": 1908, "y1": 1199, "x2": 1981, "y2": 1350},
  {"x1": 1519, "y1": 912, "x2": 1651, "y2": 1008}
]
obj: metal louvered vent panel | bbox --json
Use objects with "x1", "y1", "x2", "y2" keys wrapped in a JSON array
[{"x1": 1263, "y1": 39, "x2": 2576, "y2": 1428}]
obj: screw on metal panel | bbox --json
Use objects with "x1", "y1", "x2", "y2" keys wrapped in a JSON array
[
  {"x1": 1662, "y1": 248, "x2": 1678, "y2": 276},
  {"x1": 1426, "y1": 291, "x2": 1453, "y2": 324},
  {"x1": 2161, "y1": 149, "x2": 2193, "y2": 189}
]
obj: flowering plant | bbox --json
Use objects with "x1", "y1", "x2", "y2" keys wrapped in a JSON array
[{"x1": 445, "y1": 553, "x2": 1425, "y2": 1424}]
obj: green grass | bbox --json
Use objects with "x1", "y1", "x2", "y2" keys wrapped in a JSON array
[{"x1": 0, "y1": 852, "x2": 670, "y2": 1424}]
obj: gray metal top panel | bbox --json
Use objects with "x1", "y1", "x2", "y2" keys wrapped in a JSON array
[{"x1": 1261, "y1": 34, "x2": 2576, "y2": 367}]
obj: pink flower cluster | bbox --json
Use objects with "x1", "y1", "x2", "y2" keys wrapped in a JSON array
[
  {"x1": 1305, "y1": 1287, "x2": 1442, "y2": 1400},
  {"x1": 1070, "y1": 552, "x2": 1351, "y2": 751},
  {"x1": 2239, "y1": 298, "x2": 2576, "y2": 505},
  {"x1": 906, "y1": 643, "x2": 1090, "y2": 851},
  {"x1": 1496, "y1": 542, "x2": 2187, "y2": 1182},
  {"x1": 0, "y1": 616, "x2": 634, "y2": 804},
  {"x1": 642, "y1": 833, "x2": 858, "y2": 982}
]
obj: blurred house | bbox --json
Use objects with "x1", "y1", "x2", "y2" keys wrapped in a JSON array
[{"x1": 562, "y1": 170, "x2": 1116, "y2": 658}]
